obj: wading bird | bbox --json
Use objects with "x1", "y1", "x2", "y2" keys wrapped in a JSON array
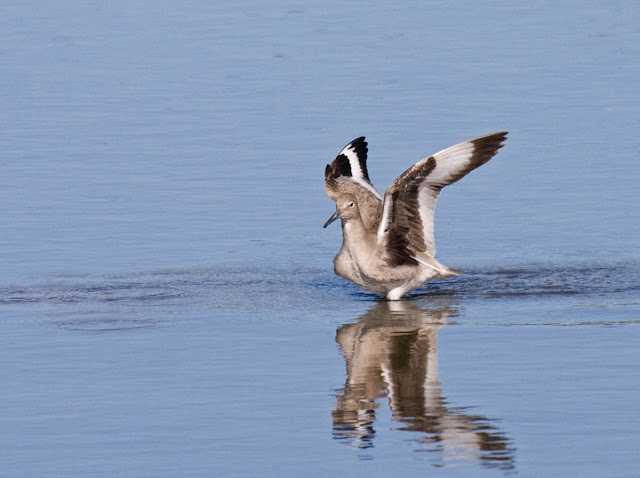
[{"x1": 324, "y1": 132, "x2": 508, "y2": 300}]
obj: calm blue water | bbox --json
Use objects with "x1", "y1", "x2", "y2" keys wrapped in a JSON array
[{"x1": 1, "y1": 1, "x2": 639, "y2": 476}]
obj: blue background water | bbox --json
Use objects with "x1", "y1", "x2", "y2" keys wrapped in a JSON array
[{"x1": 1, "y1": 1, "x2": 639, "y2": 476}]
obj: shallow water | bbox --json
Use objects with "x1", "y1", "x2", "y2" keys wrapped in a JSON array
[
  {"x1": 2, "y1": 264, "x2": 639, "y2": 476},
  {"x1": 2, "y1": 1, "x2": 640, "y2": 476}
]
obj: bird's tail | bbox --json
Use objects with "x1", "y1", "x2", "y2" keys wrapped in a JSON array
[{"x1": 413, "y1": 254, "x2": 462, "y2": 278}]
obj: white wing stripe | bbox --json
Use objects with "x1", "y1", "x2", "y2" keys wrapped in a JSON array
[
  {"x1": 377, "y1": 194, "x2": 393, "y2": 244},
  {"x1": 339, "y1": 144, "x2": 383, "y2": 200},
  {"x1": 428, "y1": 141, "x2": 475, "y2": 186},
  {"x1": 417, "y1": 184, "x2": 439, "y2": 256},
  {"x1": 339, "y1": 144, "x2": 365, "y2": 180}
]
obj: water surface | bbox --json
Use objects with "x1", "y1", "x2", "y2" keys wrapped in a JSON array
[{"x1": 1, "y1": 1, "x2": 639, "y2": 476}]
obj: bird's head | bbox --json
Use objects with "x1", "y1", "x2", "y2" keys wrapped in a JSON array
[{"x1": 323, "y1": 194, "x2": 360, "y2": 228}]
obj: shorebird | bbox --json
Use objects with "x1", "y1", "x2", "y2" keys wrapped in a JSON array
[{"x1": 324, "y1": 132, "x2": 508, "y2": 300}]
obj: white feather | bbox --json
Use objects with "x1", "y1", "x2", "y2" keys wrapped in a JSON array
[
  {"x1": 338, "y1": 142, "x2": 383, "y2": 200},
  {"x1": 427, "y1": 141, "x2": 475, "y2": 187}
]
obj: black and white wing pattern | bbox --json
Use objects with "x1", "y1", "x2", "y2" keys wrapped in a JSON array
[
  {"x1": 325, "y1": 137, "x2": 383, "y2": 232},
  {"x1": 377, "y1": 132, "x2": 508, "y2": 265}
]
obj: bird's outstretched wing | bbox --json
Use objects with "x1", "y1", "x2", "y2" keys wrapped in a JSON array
[
  {"x1": 325, "y1": 137, "x2": 383, "y2": 232},
  {"x1": 377, "y1": 132, "x2": 508, "y2": 265}
]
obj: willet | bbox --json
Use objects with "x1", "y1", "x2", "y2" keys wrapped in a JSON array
[{"x1": 324, "y1": 132, "x2": 508, "y2": 300}]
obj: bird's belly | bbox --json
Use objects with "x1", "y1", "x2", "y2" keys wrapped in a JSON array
[
  {"x1": 334, "y1": 248, "x2": 423, "y2": 295},
  {"x1": 334, "y1": 249, "x2": 365, "y2": 285}
]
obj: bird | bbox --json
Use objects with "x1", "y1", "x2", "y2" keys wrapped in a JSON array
[{"x1": 323, "y1": 132, "x2": 508, "y2": 300}]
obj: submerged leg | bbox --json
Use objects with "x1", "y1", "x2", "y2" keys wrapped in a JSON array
[{"x1": 386, "y1": 286, "x2": 409, "y2": 301}]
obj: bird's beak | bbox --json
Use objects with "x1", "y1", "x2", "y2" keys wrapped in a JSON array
[{"x1": 323, "y1": 209, "x2": 341, "y2": 228}]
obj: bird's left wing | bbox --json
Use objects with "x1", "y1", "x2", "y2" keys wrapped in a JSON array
[{"x1": 325, "y1": 137, "x2": 383, "y2": 232}]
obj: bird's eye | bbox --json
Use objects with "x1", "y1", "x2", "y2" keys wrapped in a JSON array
[{"x1": 349, "y1": 202, "x2": 354, "y2": 208}]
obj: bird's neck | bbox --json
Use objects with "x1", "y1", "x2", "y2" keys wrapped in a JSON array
[{"x1": 342, "y1": 217, "x2": 376, "y2": 251}]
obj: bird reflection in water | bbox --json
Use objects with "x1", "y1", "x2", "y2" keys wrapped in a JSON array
[{"x1": 333, "y1": 299, "x2": 515, "y2": 471}]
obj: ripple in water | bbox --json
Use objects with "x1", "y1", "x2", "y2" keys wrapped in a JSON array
[{"x1": 1, "y1": 260, "x2": 638, "y2": 331}]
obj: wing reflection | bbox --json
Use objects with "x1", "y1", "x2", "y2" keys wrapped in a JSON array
[{"x1": 333, "y1": 300, "x2": 515, "y2": 471}]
